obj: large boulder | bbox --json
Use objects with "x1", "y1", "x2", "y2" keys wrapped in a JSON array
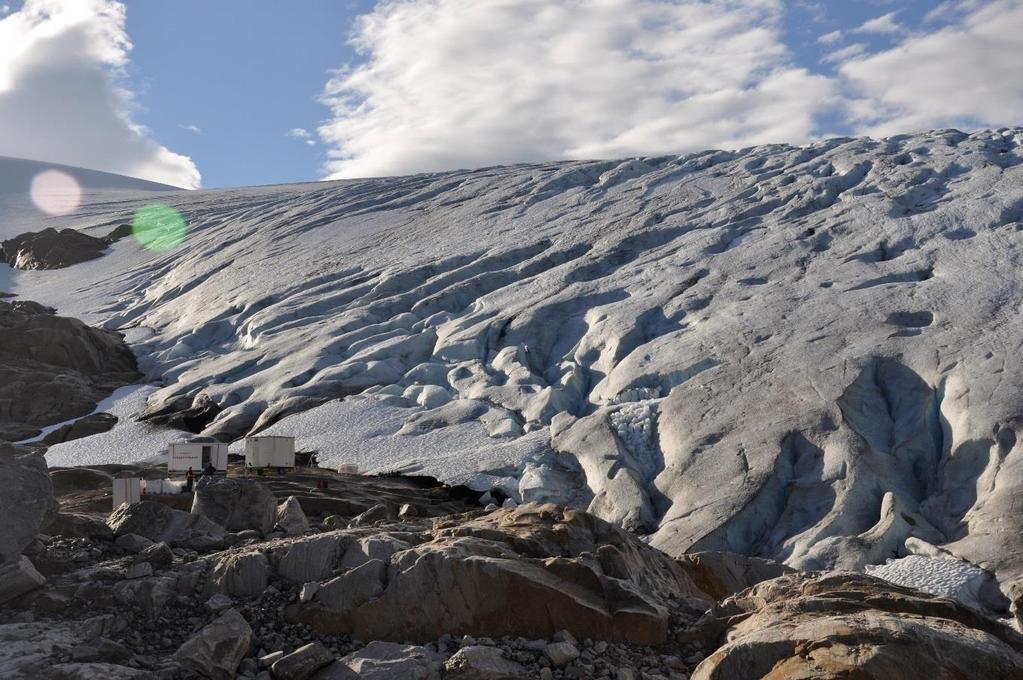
[
  {"x1": 276, "y1": 496, "x2": 310, "y2": 536},
  {"x1": 191, "y1": 477, "x2": 277, "y2": 534},
  {"x1": 295, "y1": 503, "x2": 711, "y2": 644},
  {"x1": 41, "y1": 413, "x2": 118, "y2": 445},
  {"x1": 208, "y1": 551, "x2": 271, "y2": 598},
  {"x1": 677, "y1": 551, "x2": 794, "y2": 600},
  {"x1": 333, "y1": 641, "x2": 443, "y2": 679},
  {"x1": 0, "y1": 556, "x2": 46, "y2": 605},
  {"x1": 174, "y1": 608, "x2": 252, "y2": 680},
  {"x1": 48, "y1": 513, "x2": 114, "y2": 541},
  {"x1": 0, "y1": 228, "x2": 108, "y2": 270},
  {"x1": 691, "y1": 572, "x2": 1023, "y2": 680},
  {"x1": 107, "y1": 500, "x2": 224, "y2": 547},
  {"x1": 0, "y1": 300, "x2": 138, "y2": 441},
  {"x1": 0, "y1": 443, "x2": 58, "y2": 562}
]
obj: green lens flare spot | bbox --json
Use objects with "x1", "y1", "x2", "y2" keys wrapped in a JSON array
[{"x1": 132, "y1": 204, "x2": 187, "y2": 251}]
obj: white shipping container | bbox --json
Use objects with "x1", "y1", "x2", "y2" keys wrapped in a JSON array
[
  {"x1": 245, "y1": 436, "x2": 295, "y2": 468},
  {"x1": 142, "y1": 479, "x2": 185, "y2": 495},
  {"x1": 112, "y1": 477, "x2": 141, "y2": 509},
  {"x1": 168, "y1": 441, "x2": 229, "y2": 472}
]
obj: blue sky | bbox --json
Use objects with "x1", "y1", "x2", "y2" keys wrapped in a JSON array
[
  {"x1": 124, "y1": 1, "x2": 373, "y2": 188},
  {"x1": 1, "y1": 1, "x2": 1021, "y2": 189}
]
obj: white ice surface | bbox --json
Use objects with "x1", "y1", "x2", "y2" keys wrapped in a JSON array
[
  {"x1": 6, "y1": 133, "x2": 1023, "y2": 593},
  {"x1": 42, "y1": 385, "x2": 193, "y2": 468},
  {"x1": 237, "y1": 394, "x2": 550, "y2": 491},
  {"x1": 865, "y1": 554, "x2": 988, "y2": 608}
]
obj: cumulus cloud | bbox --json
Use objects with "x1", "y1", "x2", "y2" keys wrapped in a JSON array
[
  {"x1": 839, "y1": 0, "x2": 1023, "y2": 136},
  {"x1": 319, "y1": 0, "x2": 835, "y2": 179},
  {"x1": 0, "y1": 0, "x2": 200, "y2": 188}
]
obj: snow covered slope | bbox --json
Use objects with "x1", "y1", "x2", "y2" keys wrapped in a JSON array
[
  {"x1": 9, "y1": 129, "x2": 1023, "y2": 614},
  {"x1": 0, "y1": 155, "x2": 181, "y2": 239}
]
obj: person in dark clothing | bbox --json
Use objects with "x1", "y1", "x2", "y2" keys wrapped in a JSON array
[
  {"x1": 203, "y1": 463, "x2": 216, "y2": 477},
  {"x1": 185, "y1": 467, "x2": 194, "y2": 492}
]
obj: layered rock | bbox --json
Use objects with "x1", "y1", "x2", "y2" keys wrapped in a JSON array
[
  {"x1": 691, "y1": 572, "x2": 1023, "y2": 680},
  {"x1": 0, "y1": 300, "x2": 137, "y2": 441},
  {"x1": 0, "y1": 443, "x2": 58, "y2": 562},
  {"x1": 293, "y1": 502, "x2": 711, "y2": 643}
]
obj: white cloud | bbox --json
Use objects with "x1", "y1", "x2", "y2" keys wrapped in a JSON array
[
  {"x1": 823, "y1": 43, "x2": 867, "y2": 63},
  {"x1": 817, "y1": 30, "x2": 842, "y2": 45},
  {"x1": 854, "y1": 11, "x2": 902, "y2": 35},
  {"x1": 318, "y1": 0, "x2": 836, "y2": 179},
  {"x1": 925, "y1": 0, "x2": 986, "y2": 24},
  {"x1": 0, "y1": 0, "x2": 199, "y2": 188},
  {"x1": 840, "y1": 0, "x2": 1023, "y2": 136},
  {"x1": 179, "y1": 123, "x2": 201, "y2": 135},
  {"x1": 0, "y1": 6, "x2": 11, "y2": 16},
  {"x1": 287, "y1": 127, "x2": 316, "y2": 146}
]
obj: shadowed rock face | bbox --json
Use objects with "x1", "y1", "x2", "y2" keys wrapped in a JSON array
[
  {"x1": 0, "y1": 300, "x2": 138, "y2": 441},
  {"x1": 0, "y1": 228, "x2": 108, "y2": 270},
  {"x1": 690, "y1": 572, "x2": 1023, "y2": 680},
  {"x1": 0, "y1": 442, "x2": 57, "y2": 563}
]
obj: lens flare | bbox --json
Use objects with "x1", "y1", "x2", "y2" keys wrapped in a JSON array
[
  {"x1": 30, "y1": 170, "x2": 82, "y2": 216},
  {"x1": 132, "y1": 204, "x2": 187, "y2": 251}
]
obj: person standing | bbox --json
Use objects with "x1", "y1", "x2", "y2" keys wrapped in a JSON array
[{"x1": 186, "y1": 467, "x2": 194, "y2": 492}]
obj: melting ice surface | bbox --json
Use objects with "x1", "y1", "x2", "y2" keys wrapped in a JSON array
[{"x1": 7, "y1": 131, "x2": 1023, "y2": 617}]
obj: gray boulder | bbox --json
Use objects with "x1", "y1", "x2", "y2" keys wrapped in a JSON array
[
  {"x1": 276, "y1": 496, "x2": 310, "y2": 536},
  {"x1": 208, "y1": 551, "x2": 270, "y2": 598},
  {"x1": 445, "y1": 646, "x2": 528, "y2": 679},
  {"x1": 48, "y1": 513, "x2": 114, "y2": 541},
  {"x1": 337, "y1": 641, "x2": 443, "y2": 679},
  {"x1": 136, "y1": 541, "x2": 174, "y2": 567},
  {"x1": 0, "y1": 443, "x2": 58, "y2": 562},
  {"x1": 107, "y1": 500, "x2": 224, "y2": 547},
  {"x1": 192, "y1": 477, "x2": 277, "y2": 534},
  {"x1": 270, "y1": 642, "x2": 335, "y2": 680},
  {"x1": 174, "y1": 608, "x2": 252, "y2": 680},
  {"x1": 0, "y1": 556, "x2": 46, "y2": 605}
]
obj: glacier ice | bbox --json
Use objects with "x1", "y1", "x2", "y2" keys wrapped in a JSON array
[{"x1": 6, "y1": 129, "x2": 1023, "y2": 617}]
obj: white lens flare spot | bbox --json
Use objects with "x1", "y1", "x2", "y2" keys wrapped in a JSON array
[{"x1": 30, "y1": 170, "x2": 82, "y2": 216}]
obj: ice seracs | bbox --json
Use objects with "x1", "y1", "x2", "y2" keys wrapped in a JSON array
[{"x1": 6, "y1": 129, "x2": 1023, "y2": 619}]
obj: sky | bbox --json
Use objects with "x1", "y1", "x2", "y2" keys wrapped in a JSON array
[{"x1": 0, "y1": 0, "x2": 1020, "y2": 189}]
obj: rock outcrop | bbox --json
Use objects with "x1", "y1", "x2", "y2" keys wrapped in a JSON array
[
  {"x1": 0, "y1": 228, "x2": 108, "y2": 270},
  {"x1": 174, "y1": 608, "x2": 252, "y2": 680},
  {"x1": 0, "y1": 443, "x2": 58, "y2": 562},
  {"x1": 191, "y1": 476, "x2": 278, "y2": 535},
  {"x1": 0, "y1": 223, "x2": 133, "y2": 271},
  {"x1": 0, "y1": 300, "x2": 137, "y2": 441},
  {"x1": 107, "y1": 500, "x2": 224, "y2": 548},
  {"x1": 691, "y1": 572, "x2": 1023, "y2": 680},
  {"x1": 294, "y1": 502, "x2": 712, "y2": 644},
  {"x1": 678, "y1": 551, "x2": 794, "y2": 600},
  {"x1": 42, "y1": 413, "x2": 118, "y2": 445}
]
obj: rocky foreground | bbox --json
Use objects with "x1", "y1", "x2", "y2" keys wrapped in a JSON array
[{"x1": 3, "y1": 443, "x2": 1023, "y2": 680}]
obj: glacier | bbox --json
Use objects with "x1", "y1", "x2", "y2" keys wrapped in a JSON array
[{"x1": 5, "y1": 128, "x2": 1023, "y2": 618}]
